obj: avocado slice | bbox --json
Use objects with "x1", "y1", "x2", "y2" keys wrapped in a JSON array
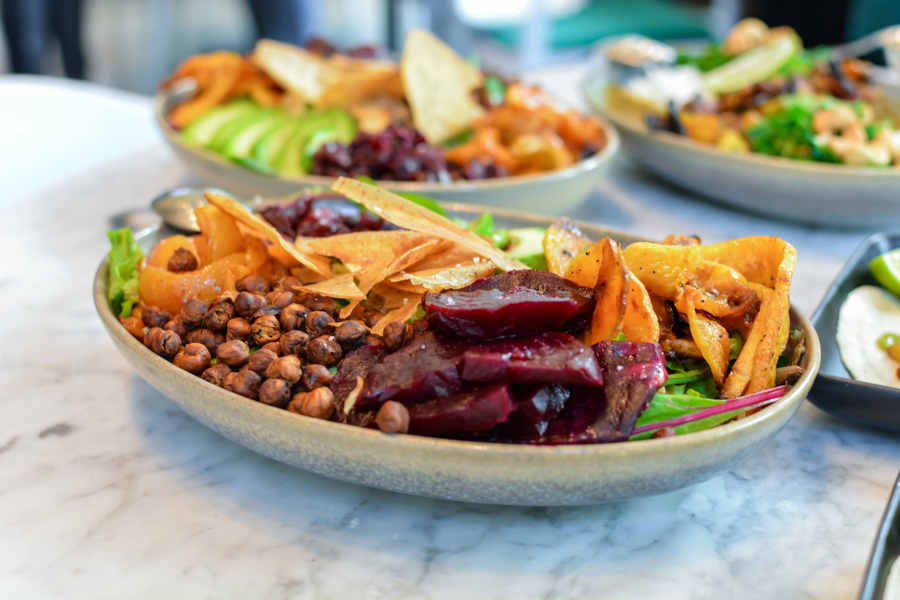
[
  {"x1": 506, "y1": 227, "x2": 548, "y2": 271},
  {"x1": 208, "y1": 106, "x2": 275, "y2": 153},
  {"x1": 180, "y1": 100, "x2": 255, "y2": 147},
  {"x1": 223, "y1": 110, "x2": 288, "y2": 159},
  {"x1": 252, "y1": 118, "x2": 302, "y2": 168}
]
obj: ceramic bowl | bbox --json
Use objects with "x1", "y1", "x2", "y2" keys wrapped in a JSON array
[
  {"x1": 584, "y1": 68, "x2": 900, "y2": 229},
  {"x1": 156, "y1": 89, "x2": 619, "y2": 215},
  {"x1": 94, "y1": 204, "x2": 820, "y2": 505}
]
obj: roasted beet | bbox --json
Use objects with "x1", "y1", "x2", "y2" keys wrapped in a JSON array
[
  {"x1": 460, "y1": 332, "x2": 603, "y2": 387},
  {"x1": 407, "y1": 384, "x2": 516, "y2": 436},
  {"x1": 540, "y1": 341, "x2": 667, "y2": 444},
  {"x1": 357, "y1": 332, "x2": 465, "y2": 409},
  {"x1": 423, "y1": 270, "x2": 595, "y2": 339},
  {"x1": 511, "y1": 384, "x2": 570, "y2": 437},
  {"x1": 331, "y1": 344, "x2": 388, "y2": 418}
]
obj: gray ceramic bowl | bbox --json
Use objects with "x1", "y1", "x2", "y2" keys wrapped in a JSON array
[
  {"x1": 156, "y1": 89, "x2": 619, "y2": 215},
  {"x1": 584, "y1": 68, "x2": 900, "y2": 229},
  {"x1": 94, "y1": 204, "x2": 819, "y2": 505}
]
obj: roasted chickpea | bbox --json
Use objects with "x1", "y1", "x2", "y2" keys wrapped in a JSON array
[
  {"x1": 334, "y1": 320, "x2": 367, "y2": 351},
  {"x1": 246, "y1": 347, "x2": 278, "y2": 375},
  {"x1": 163, "y1": 316, "x2": 188, "y2": 340},
  {"x1": 180, "y1": 299, "x2": 208, "y2": 328},
  {"x1": 265, "y1": 355, "x2": 302, "y2": 383},
  {"x1": 261, "y1": 341, "x2": 282, "y2": 356},
  {"x1": 363, "y1": 310, "x2": 384, "y2": 328},
  {"x1": 306, "y1": 336, "x2": 343, "y2": 366},
  {"x1": 365, "y1": 332, "x2": 384, "y2": 346},
  {"x1": 382, "y1": 321, "x2": 411, "y2": 352},
  {"x1": 185, "y1": 328, "x2": 225, "y2": 354},
  {"x1": 144, "y1": 326, "x2": 163, "y2": 350},
  {"x1": 376, "y1": 401, "x2": 410, "y2": 434},
  {"x1": 226, "y1": 317, "x2": 252, "y2": 342},
  {"x1": 216, "y1": 339, "x2": 251, "y2": 368},
  {"x1": 258, "y1": 378, "x2": 292, "y2": 408},
  {"x1": 201, "y1": 363, "x2": 232, "y2": 387},
  {"x1": 234, "y1": 292, "x2": 265, "y2": 319},
  {"x1": 236, "y1": 274, "x2": 271, "y2": 295},
  {"x1": 151, "y1": 329, "x2": 182, "y2": 359},
  {"x1": 304, "y1": 295, "x2": 337, "y2": 315},
  {"x1": 204, "y1": 298, "x2": 235, "y2": 331},
  {"x1": 302, "y1": 364, "x2": 333, "y2": 390},
  {"x1": 266, "y1": 290, "x2": 294, "y2": 310},
  {"x1": 167, "y1": 247, "x2": 198, "y2": 272},
  {"x1": 280, "y1": 303, "x2": 310, "y2": 332},
  {"x1": 223, "y1": 369, "x2": 261, "y2": 399},
  {"x1": 288, "y1": 387, "x2": 335, "y2": 420},
  {"x1": 278, "y1": 276, "x2": 303, "y2": 294},
  {"x1": 173, "y1": 343, "x2": 212, "y2": 374},
  {"x1": 251, "y1": 314, "x2": 281, "y2": 346},
  {"x1": 280, "y1": 330, "x2": 310, "y2": 357},
  {"x1": 305, "y1": 311, "x2": 334, "y2": 339},
  {"x1": 141, "y1": 306, "x2": 170, "y2": 329}
]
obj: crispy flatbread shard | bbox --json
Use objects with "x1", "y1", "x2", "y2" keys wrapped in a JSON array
[
  {"x1": 295, "y1": 273, "x2": 366, "y2": 300},
  {"x1": 332, "y1": 178, "x2": 527, "y2": 272},
  {"x1": 254, "y1": 40, "x2": 332, "y2": 102},
  {"x1": 205, "y1": 193, "x2": 332, "y2": 275},
  {"x1": 681, "y1": 288, "x2": 730, "y2": 386},
  {"x1": 371, "y1": 302, "x2": 421, "y2": 336},
  {"x1": 369, "y1": 283, "x2": 424, "y2": 310},
  {"x1": 297, "y1": 231, "x2": 438, "y2": 271},
  {"x1": 390, "y1": 261, "x2": 496, "y2": 292},
  {"x1": 400, "y1": 29, "x2": 485, "y2": 145}
]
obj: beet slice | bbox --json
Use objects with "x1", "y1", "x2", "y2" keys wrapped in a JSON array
[
  {"x1": 460, "y1": 332, "x2": 603, "y2": 386},
  {"x1": 540, "y1": 341, "x2": 667, "y2": 444},
  {"x1": 357, "y1": 331, "x2": 465, "y2": 409},
  {"x1": 423, "y1": 270, "x2": 595, "y2": 339},
  {"x1": 407, "y1": 384, "x2": 516, "y2": 436},
  {"x1": 331, "y1": 344, "x2": 388, "y2": 422}
]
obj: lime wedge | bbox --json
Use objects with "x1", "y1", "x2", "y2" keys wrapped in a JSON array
[
  {"x1": 701, "y1": 35, "x2": 799, "y2": 94},
  {"x1": 870, "y1": 249, "x2": 900, "y2": 298}
]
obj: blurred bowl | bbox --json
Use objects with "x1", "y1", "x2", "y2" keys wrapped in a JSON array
[
  {"x1": 584, "y1": 66, "x2": 900, "y2": 228},
  {"x1": 156, "y1": 89, "x2": 619, "y2": 215}
]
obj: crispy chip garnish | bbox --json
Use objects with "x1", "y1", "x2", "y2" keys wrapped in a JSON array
[
  {"x1": 205, "y1": 193, "x2": 332, "y2": 275},
  {"x1": 369, "y1": 283, "x2": 424, "y2": 309},
  {"x1": 390, "y1": 261, "x2": 496, "y2": 291},
  {"x1": 622, "y1": 275, "x2": 660, "y2": 343},
  {"x1": 400, "y1": 29, "x2": 484, "y2": 145},
  {"x1": 295, "y1": 273, "x2": 366, "y2": 300},
  {"x1": 681, "y1": 288, "x2": 730, "y2": 386},
  {"x1": 332, "y1": 178, "x2": 527, "y2": 272},
  {"x1": 254, "y1": 39, "x2": 332, "y2": 103},
  {"x1": 297, "y1": 231, "x2": 438, "y2": 272}
]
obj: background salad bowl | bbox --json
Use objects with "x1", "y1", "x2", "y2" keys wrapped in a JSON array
[
  {"x1": 95, "y1": 203, "x2": 820, "y2": 506},
  {"x1": 157, "y1": 87, "x2": 620, "y2": 216},
  {"x1": 583, "y1": 51, "x2": 900, "y2": 229}
]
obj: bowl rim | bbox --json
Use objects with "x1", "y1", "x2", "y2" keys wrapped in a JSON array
[
  {"x1": 583, "y1": 69, "x2": 900, "y2": 179},
  {"x1": 95, "y1": 201, "x2": 821, "y2": 459},
  {"x1": 155, "y1": 89, "x2": 621, "y2": 193}
]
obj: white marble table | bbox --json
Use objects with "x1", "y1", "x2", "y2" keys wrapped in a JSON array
[{"x1": 2, "y1": 75, "x2": 899, "y2": 600}]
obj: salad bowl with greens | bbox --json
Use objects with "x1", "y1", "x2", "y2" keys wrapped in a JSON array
[{"x1": 584, "y1": 19, "x2": 900, "y2": 228}]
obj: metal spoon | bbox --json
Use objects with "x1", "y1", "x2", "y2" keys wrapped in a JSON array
[{"x1": 151, "y1": 185, "x2": 249, "y2": 233}]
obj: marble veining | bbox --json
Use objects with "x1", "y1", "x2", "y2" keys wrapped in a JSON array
[{"x1": 1, "y1": 82, "x2": 900, "y2": 599}]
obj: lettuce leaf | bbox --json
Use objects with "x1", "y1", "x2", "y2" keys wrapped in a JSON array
[{"x1": 107, "y1": 228, "x2": 143, "y2": 318}]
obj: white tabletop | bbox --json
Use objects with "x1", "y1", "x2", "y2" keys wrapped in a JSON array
[{"x1": 2, "y1": 73, "x2": 899, "y2": 600}]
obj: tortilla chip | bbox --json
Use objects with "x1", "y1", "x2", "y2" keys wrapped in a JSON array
[
  {"x1": 391, "y1": 261, "x2": 496, "y2": 292},
  {"x1": 544, "y1": 217, "x2": 592, "y2": 277},
  {"x1": 369, "y1": 282, "x2": 424, "y2": 310},
  {"x1": 622, "y1": 274, "x2": 660, "y2": 343},
  {"x1": 371, "y1": 302, "x2": 421, "y2": 336},
  {"x1": 584, "y1": 238, "x2": 629, "y2": 345},
  {"x1": 295, "y1": 273, "x2": 366, "y2": 300},
  {"x1": 332, "y1": 178, "x2": 526, "y2": 272},
  {"x1": 297, "y1": 231, "x2": 438, "y2": 272},
  {"x1": 254, "y1": 39, "x2": 332, "y2": 103},
  {"x1": 400, "y1": 29, "x2": 485, "y2": 144},
  {"x1": 205, "y1": 192, "x2": 332, "y2": 275}
]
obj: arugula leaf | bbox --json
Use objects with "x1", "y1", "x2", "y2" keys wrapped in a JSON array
[
  {"x1": 484, "y1": 75, "x2": 506, "y2": 106},
  {"x1": 677, "y1": 43, "x2": 731, "y2": 72},
  {"x1": 443, "y1": 129, "x2": 474, "y2": 148},
  {"x1": 107, "y1": 228, "x2": 144, "y2": 318}
]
